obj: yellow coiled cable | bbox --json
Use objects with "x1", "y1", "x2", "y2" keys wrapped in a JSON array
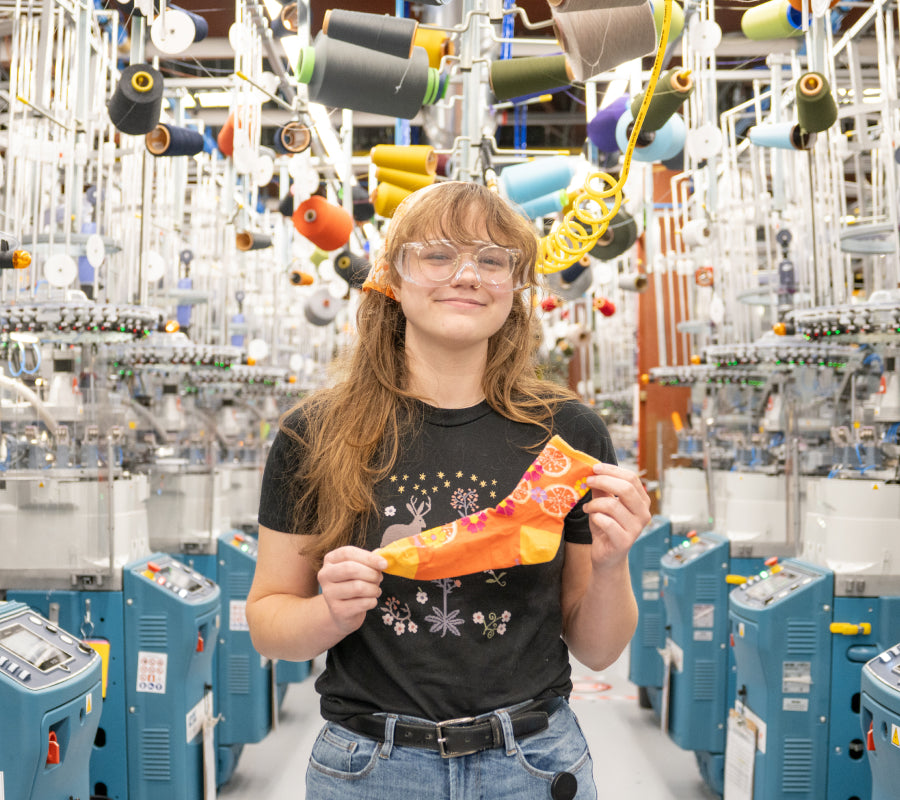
[{"x1": 537, "y1": 0, "x2": 673, "y2": 274}]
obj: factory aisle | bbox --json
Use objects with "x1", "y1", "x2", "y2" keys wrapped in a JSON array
[{"x1": 219, "y1": 651, "x2": 719, "y2": 799}]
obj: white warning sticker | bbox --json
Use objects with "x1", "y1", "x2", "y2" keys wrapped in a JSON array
[{"x1": 229, "y1": 599, "x2": 249, "y2": 631}]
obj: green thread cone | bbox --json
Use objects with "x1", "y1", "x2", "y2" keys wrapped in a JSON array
[
  {"x1": 489, "y1": 55, "x2": 571, "y2": 103},
  {"x1": 796, "y1": 72, "x2": 838, "y2": 133},
  {"x1": 630, "y1": 68, "x2": 694, "y2": 133}
]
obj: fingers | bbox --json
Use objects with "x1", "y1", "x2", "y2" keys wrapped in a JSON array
[
  {"x1": 583, "y1": 464, "x2": 652, "y2": 548},
  {"x1": 319, "y1": 546, "x2": 387, "y2": 634}
]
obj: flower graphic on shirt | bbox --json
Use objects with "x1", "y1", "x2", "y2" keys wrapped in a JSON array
[
  {"x1": 472, "y1": 610, "x2": 512, "y2": 639},
  {"x1": 415, "y1": 589, "x2": 428, "y2": 604},
  {"x1": 450, "y1": 486, "x2": 479, "y2": 516},
  {"x1": 380, "y1": 596, "x2": 415, "y2": 636},
  {"x1": 384, "y1": 505, "x2": 396, "y2": 517},
  {"x1": 461, "y1": 511, "x2": 487, "y2": 533}
]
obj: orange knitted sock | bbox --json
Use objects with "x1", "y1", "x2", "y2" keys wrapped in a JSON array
[{"x1": 378, "y1": 435, "x2": 598, "y2": 580}]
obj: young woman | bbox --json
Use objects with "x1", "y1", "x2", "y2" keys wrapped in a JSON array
[{"x1": 246, "y1": 181, "x2": 651, "y2": 799}]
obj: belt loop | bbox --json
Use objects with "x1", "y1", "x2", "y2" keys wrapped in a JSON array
[
  {"x1": 380, "y1": 715, "x2": 398, "y2": 759},
  {"x1": 494, "y1": 709, "x2": 517, "y2": 756}
]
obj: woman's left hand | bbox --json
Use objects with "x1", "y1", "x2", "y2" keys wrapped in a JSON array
[{"x1": 582, "y1": 463, "x2": 652, "y2": 573}]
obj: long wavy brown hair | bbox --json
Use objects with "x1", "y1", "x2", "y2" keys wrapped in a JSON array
[{"x1": 283, "y1": 182, "x2": 577, "y2": 567}]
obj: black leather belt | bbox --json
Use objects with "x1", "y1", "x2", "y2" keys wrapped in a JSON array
[{"x1": 340, "y1": 697, "x2": 562, "y2": 758}]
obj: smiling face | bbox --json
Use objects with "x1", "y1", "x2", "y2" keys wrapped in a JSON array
[{"x1": 383, "y1": 183, "x2": 538, "y2": 358}]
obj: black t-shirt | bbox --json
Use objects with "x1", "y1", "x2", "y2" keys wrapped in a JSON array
[{"x1": 258, "y1": 398, "x2": 616, "y2": 722}]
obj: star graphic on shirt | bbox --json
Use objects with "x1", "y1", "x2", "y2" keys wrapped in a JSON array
[
  {"x1": 437, "y1": 471, "x2": 445, "y2": 479},
  {"x1": 398, "y1": 485, "x2": 405, "y2": 493},
  {"x1": 491, "y1": 479, "x2": 497, "y2": 485},
  {"x1": 456, "y1": 471, "x2": 463, "y2": 478},
  {"x1": 421, "y1": 488, "x2": 428, "y2": 496},
  {"x1": 390, "y1": 475, "x2": 397, "y2": 482},
  {"x1": 470, "y1": 474, "x2": 477, "y2": 482},
  {"x1": 479, "y1": 480, "x2": 486, "y2": 487},
  {"x1": 419, "y1": 473, "x2": 426, "y2": 481},
  {"x1": 432, "y1": 486, "x2": 438, "y2": 493},
  {"x1": 402, "y1": 474, "x2": 409, "y2": 481},
  {"x1": 444, "y1": 481, "x2": 451, "y2": 488},
  {"x1": 490, "y1": 491, "x2": 496, "y2": 499}
]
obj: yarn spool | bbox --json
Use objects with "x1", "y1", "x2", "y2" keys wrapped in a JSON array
[
  {"x1": 651, "y1": 0, "x2": 684, "y2": 41},
  {"x1": 107, "y1": 63, "x2": 164, "y2": 135},
  {"x1": 546, "y1": 257, "x2": 593, "y2": 300},
  {"x1": 333, "y1": 249, "x2": 370, "y2": 289},
  {"x1": 552, "y1": 2, "x2": 657, "y2": 83},
  {"x1": 271, "y1": 3, "x2": 305, "y2": 38},
  {"x1": 323, "y1": 9, "x2": 418, "y2": 59},
  {"x1": 145, "y1": 123, "x2": 204, "y2": 157},
  {"x1": 351, "y1": 184, "x2": 375, "y2": 222},
  {"x1": 681, "y1": 219, "x2": 710, "y2": 248},
  {"x1": 619, "y1": 272, "x2": 648, "y2": 292},
  {"x1": 741, "y1": 1, "x2": 803, "y2": 40},
  {"x1": 235, "y1": 231, "x2": 273, "y2": 251},
  {"x1": 304, "y1": 288, "x2": 340, "y2": 326},
  {"x1": 747, "y1": 122, "x2": 816, "y2": 151},
  {"x1": 150, "y1": 7, "x2": 207, "y2": 55},
  {"x1": 375, "y1": 166, "x2": 436, "y2": 193},
  {"x1": 594, "y1": 297, "x2": 616, "y2": 317},
  {"x1": 279, "y1": 193, "x2": 295, "y2": 217},
  {"x1": 629, "y1": 68, "x2": 693, "y2": 132},
  {"x1": 615, "y1": 109, "x2": 685, "y2": 162},
  {"x1": 372, "y1": 182, "x2": 413, "y2": 218},
  {"x1": 273, "y1": 121, "x2": 312, "y2": 154},
  {"x1": 296, "y1": 34, "x2": 439, "y2": 120},
  {"x1": 587, "y1": 96, "x2": 629, "y2": 153},
  {"x1": 292, "y1": 195, "x2": 353, "y2": 251},
  {"x1": 290, "y1": 269, "x2": 314, "y2": 286},
  {"x1": 217, "y1": 113, "x2": 235, "y2": 157},
  {"x1": 589, "y1": 207, "x2": 637, "y2": 261},
  {"x1": 519, "y1": 189, "x2": 568, "y2": 220},
  {"x1": 414, "y1": 27, "x2": 453, "y2": 69},
  {"x1": 499, "y1": 155, "x2": 573, "y2": 206},
  {"x1": 549, "y1": 0, "x2": 645, "y2": 8},
  {"x1": 371, "y1": 144, "x2": 437, "y2": 175},
  {"x1": 489, "y1": 55, "x2": 573, "y2": 103},
  {"x1": 796, "y1": 72, "x2": 838, "y2": 134}
]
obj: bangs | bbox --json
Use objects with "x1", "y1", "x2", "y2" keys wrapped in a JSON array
[{"x1": 384, "y1": 182, "x2": 539, "y2": 286}]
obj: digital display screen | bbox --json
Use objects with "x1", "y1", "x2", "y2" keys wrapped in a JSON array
[
  {"x1": 162, "y1": 566, "x2": 203, "y2": 593},
  {"x1": 743, "y1": 571, "x2": 798, "y2": 603},
  {"x1": 0, "y1": 624, "x2": 73, "y2": 671}
]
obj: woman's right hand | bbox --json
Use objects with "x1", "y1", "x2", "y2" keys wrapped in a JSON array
[{"x1": 318, "y1": 546, "x2": 388, "y2": 635}]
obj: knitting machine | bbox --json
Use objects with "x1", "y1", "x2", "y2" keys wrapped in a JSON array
[
  {"x1": 0, "y1": 600, "x2": 102, "y2": 800},
  {"x1": 861, "y1": 641, "x2": 900, "y2": 800}
]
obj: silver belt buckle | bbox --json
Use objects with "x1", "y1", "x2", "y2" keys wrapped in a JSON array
[{"x1": 435, "y1": 716, "x2": 477, "y2": 758}]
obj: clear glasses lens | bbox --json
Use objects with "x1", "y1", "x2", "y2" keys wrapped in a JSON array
[{"x1": 402, "y1": 241, "x2": 523, "y2": 288}]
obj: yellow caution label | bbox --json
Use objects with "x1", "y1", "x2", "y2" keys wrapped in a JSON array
[
  {"x1": 86, "y1": 640, "x2": 111, "y2": 698},
  {"x1": 86, "y1": 692, "x2": 93, "y2": 715},
  {"x1": 892, "y1": 724, "x2": 900, "y2": 748}
]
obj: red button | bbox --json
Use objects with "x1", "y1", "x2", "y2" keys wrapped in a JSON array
[
  {"x1": 196, "y1": 633, "x2": 204, "y2": 653},
  {"x1": 867, "y1": 721, "x2": 876, "y2": 751},
  {"x1": 146, "y1": 561, "x2": 161, "y2": 573},
  {"x1": 764, "y1": 557, "x2": 779, "y2": 567}
]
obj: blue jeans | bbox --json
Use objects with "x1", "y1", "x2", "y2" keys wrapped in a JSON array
[{"x1": 306, "y1": 699, "x2": 597, "y2": 800}]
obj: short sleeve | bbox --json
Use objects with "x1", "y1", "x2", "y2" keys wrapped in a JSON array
[{"x1": 257, "y1": 413, "x2": 304, "y2": 533}]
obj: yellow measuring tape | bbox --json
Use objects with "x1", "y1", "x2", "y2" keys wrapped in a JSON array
[{"x1": 537, "y1": 0, "x2": 673, "y2": 274}]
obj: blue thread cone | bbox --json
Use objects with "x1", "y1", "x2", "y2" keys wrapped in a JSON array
[{"x1": 499, "y1": 155, "x2": 573, "y2": 206}]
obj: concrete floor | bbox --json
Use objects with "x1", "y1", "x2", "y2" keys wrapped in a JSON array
[{"x1": 218, "y1": 650, "x2": 720, "y2": 799}]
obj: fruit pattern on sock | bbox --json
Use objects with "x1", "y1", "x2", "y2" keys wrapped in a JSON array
[{"x1": 378, "y1": 435, "x2": 599, "y2": 580}]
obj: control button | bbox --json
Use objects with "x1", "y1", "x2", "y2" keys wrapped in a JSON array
[
  {"x1": 45, "y1": 624, "x2": 58, "y2": 633},
  {"x1": 881, "y1": 653, "x2": 893, "y2": 663},
  {"x1": 0, "y1": 656, "x2": 7, "y2": 668},
  {"x1": 19, "y1": 669, "x2": 30, "y2": 681},
  {"x1": 46, "y1": 732, "x2": 60, "y2": 765},
  {"x1": 6, "y1": 662, "x2": 18, "y2": 675},
  {"x1": 59, "y1": 634, "x2": 72, "y2": 644},
  {"x1": 28, "y1": 615, "x2": 43, "y2": 624},
  {"x1": 179, "y1": 589, "x2": 188, "y2": 598},
  {"x1": 146, "y1": 561, "x2": 161, "y2": 573}
]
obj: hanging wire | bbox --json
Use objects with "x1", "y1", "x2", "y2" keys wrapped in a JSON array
[{"x1": 537, "y1": 0, "x2": 673, "y2": 274}]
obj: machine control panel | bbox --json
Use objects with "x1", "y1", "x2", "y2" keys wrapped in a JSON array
[
  {"x1": 227, "y1": 531, "x2": 258, "y2": 557},
  {"x1": 0, "y1": 606, "x2": 98, "y2": 690},
  {"x1": 865, "y1": 643, "x2": 900, "y2": 689},
  {"x1": 136, "y1": 554, "x2": 218, "y2": 602},
  {"x1": 662, "y1": 535, "x2": 717, "y2": 567},
  {"x1": 733, "y1": 563, "x2": 819, "y2": 608}
]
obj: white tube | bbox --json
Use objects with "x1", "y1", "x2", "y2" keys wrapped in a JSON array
[{"x1": 0, "y1": 372, "x2": 60, "y2": 438}]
